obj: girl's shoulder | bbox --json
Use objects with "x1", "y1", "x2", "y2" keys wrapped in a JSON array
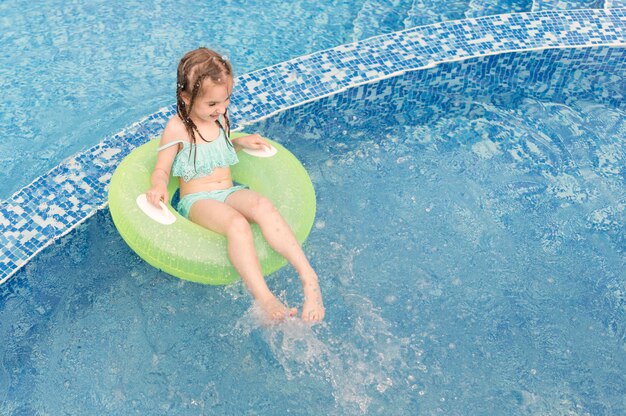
[{"x1": 161, "y1": 115, "x2": 191, "y2": 145}]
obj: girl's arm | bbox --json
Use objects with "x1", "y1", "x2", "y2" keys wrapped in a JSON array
[{"x1": 146, "y1": 119, "x2": 185, "y2": 207}]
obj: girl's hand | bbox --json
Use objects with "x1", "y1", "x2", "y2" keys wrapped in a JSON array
[
  {"x1": 233, "y1": 133, "x2": 270, "y2": 151},
  {"x1": 146, "y1": 184, "x2": 169, "y2": 208}
]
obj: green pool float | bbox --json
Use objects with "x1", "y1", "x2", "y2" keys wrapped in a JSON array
[{"x1": 108, "y1": 132, "x2": 316, "y2": 285}]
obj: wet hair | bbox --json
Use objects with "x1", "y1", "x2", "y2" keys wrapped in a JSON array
[{"x1": 176, "y1": 47, "x2": 233, "y2": 145}]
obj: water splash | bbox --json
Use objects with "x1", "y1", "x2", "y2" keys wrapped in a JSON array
[{"x1": 234, "y1": 278, "x2": 415, "y2": 415}]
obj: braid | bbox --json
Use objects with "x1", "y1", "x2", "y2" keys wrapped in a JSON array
[{"x1": 223, "y1": 108, "x2": 233, "y2": 149}]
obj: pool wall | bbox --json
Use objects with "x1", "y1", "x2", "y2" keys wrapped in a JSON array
[
  {"x1": 1, "y1": 8, "x2": 625, "y2": 285},
  {"x1": 253, "y1": 45, "x2": 625, "y2": 139}
]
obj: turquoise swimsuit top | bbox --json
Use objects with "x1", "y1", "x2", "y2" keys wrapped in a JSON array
[{"x1": 157, "y1": 128, "x2": 239, "y2": 182}]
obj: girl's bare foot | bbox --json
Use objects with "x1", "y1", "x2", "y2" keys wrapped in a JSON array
[
  {"x1": 301, "y1": 272, "x2": 325, "y2": 323},
  {"x1": 257, "y1": 295, "x2": 297, "y2": 322}
]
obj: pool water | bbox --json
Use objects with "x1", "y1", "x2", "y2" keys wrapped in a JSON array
[{"x1": 1, "y1": 47, "x2": 624, "y2": 415}]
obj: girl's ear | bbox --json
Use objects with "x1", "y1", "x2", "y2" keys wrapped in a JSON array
[{"x1": 180, "y1": 91, "x2": 191, "y2": 106}]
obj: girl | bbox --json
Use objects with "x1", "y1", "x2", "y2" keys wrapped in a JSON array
[{"x1": 146, "y1": 47, "x2": 324, "y2": 322}]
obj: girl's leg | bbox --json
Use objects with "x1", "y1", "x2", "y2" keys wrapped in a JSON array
[
  {"x1": 225, "y1": 190, "x2": 325, "y2": 322},
  {"x1": 189, "y1": 198, "x2": 297, "y2": 320}
]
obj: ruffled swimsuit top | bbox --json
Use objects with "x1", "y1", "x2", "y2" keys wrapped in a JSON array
[{"x1": 157, "y1": 128, "x2": 239, "y2": 182}]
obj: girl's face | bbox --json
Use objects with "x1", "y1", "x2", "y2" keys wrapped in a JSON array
[{"x1": 186, "y1": 77, "x2": 233, "y2": 123}]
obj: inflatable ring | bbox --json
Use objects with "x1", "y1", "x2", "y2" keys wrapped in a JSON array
[{"x1": 108, "y1": 132, "x2": 316, "y2": 285}]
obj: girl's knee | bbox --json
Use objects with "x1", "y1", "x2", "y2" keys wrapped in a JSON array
[
  {"x1": 255, "y1": 196, "x2": 277, "y2": 217},
  {"x1": 227, "y1": 213, "x2": 252, "y2": 238}
]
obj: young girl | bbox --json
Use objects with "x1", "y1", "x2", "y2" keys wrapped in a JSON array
[{"x1": 146, "y1": 47, "x2": 324, "y2": 322}]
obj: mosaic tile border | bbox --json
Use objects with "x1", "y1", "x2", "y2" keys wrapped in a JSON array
[{"x1": 1, "y1": 8, "x2": 625, "y2": 284}]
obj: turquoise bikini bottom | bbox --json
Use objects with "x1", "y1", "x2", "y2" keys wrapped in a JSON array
[{"x1": 177, "y1": 185, "x2": 249, "y2": 219}]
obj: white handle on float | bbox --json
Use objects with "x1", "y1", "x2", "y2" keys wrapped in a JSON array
[
  {"x1": 242, "y1": 144, "x2": 278, "y2": 158},
  {"x1": 136, "y1": 194, "x2": 177, "y2": 225}
]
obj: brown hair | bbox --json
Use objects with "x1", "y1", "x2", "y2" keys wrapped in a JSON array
[{"x1": 176, "y1": 47, "x2": 233, "y2": 145}]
